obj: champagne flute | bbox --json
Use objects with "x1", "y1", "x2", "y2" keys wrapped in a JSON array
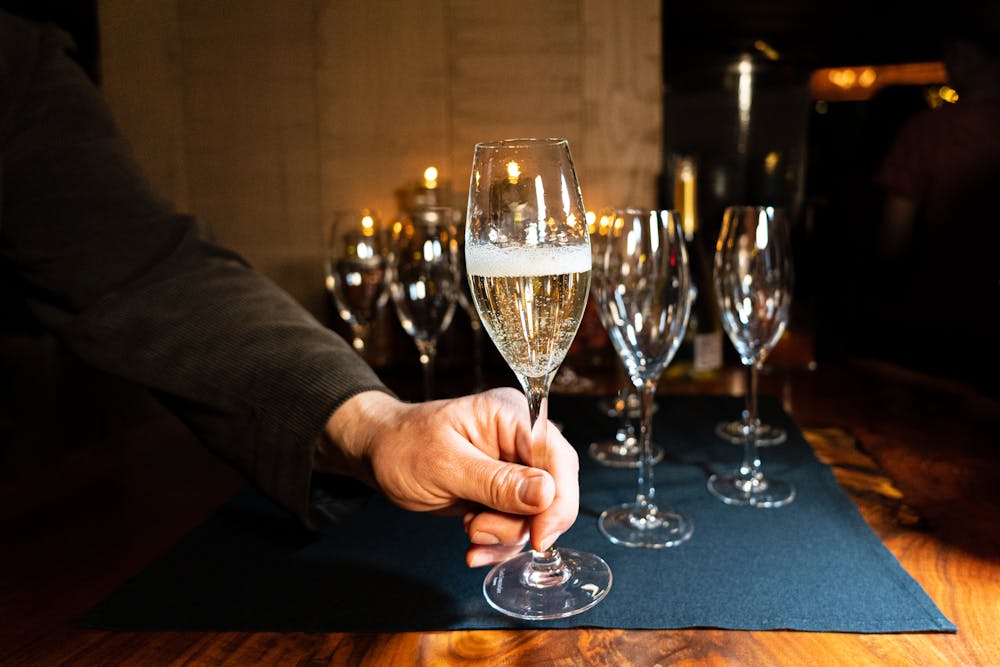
[
  {"x1": 708, "y1": 205, "x2": 795, "y2": 507},
  {"x1": 325, "y1": 209, "x2": 389, "y2": 355},
  {"x1": 588, "y1": 209, "x2": 664, "y2": 468},
  {"x1": 466, "y1": 137, "x2": 612, "y2": 620},
  {"x1": 389, "y1": 207, "x2": 461, "y2": 401},
  {"x1": 596, "y1": 209, "x2": 694, "y2": 548}
]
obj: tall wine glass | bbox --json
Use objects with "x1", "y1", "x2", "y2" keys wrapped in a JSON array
[
  {"x1": 325, "y1": 209, "x2": 389, "y2": 355},
  {"x1": 389, "y1": 207, "x2": 461, "y2": 400},
  {"x1": 596, "y1": 209, "x2": 694, "y2": 547},
  {"x1": 708, "y1": 205, "x2": 795, "y2": 507},
  {"x1": 588, "y1": 209, "x2": 663, "y2": 468},
  {"x1": 465, "y1": 137, "x2": 612, "y2": 620}
]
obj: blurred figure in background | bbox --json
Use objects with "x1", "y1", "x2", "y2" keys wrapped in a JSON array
[{"x1": 870, "y1": 13, "x2": 1000, "y2": 395}]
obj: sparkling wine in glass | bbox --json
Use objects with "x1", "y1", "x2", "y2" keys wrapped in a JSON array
[
  {"x1": 325, "y1": 209, "x2": 389, "y2": 355},
  {"x1": 596, "y1": 209, "x2": 695, "y2": 548},
  {"x1": 708, "y1": 205, "x2": 795, "y2": 507},
  {"x1": 388, "y1": 206, "x2": 461, "y2": 400},
  {"x1": 466, "y1": 137, "x2": 612, "y2": 620}
]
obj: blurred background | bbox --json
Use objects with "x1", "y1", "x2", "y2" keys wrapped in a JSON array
[{"x1": 1, "y1": 0, "x2": 996, "y2": 472}]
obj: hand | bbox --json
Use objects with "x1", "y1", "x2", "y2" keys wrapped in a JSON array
[{"x1": 318, "y1": 388, "x2": 580, "y2": 567}]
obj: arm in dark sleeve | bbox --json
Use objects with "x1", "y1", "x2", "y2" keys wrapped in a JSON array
[{"x1": 0, "y1": 13, "x2": 389, "y2": 527}]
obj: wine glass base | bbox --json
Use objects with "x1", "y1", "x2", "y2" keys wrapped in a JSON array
[
  {"x1": 598, "y1": 503, "x2": 693, "y2": 548},
  {"x1": 483, "y1": 548, "x2": 612, "y2": 620},
  {"x1": 597, "y1": 396, "x2": 657, "y2": 419},
  {"x1": 715, "y1": 420, "x2": 787, "y2": 446},
  {"x1": 707, "y1": 472, "x2": 795, "y2": 508},
  {"x1": 588, "y1": 439, "x2": 664, "y2": 468}
]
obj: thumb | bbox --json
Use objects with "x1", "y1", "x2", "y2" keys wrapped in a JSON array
[{"x1": 451, "y1": 456, "x2": 557, "y2": 515}]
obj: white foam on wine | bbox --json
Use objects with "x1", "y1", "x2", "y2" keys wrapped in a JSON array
[{"x1": 465, "y1": 243, "x2": 591, "y2": 277}]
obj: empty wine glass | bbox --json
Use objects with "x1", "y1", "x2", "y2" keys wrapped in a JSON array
[
  {"x1": 388, "y1": 207, "x2": 461, "y2": 400},
  {"x1": 596, "y1": 208, "x2": 694, "y2": 548},
  {"x1": 588, "y1": 210, "x2": 663, "y2": 468},
  {"x1": 708, "y1": 205, "x2": 795, "y2": 507},
  {"x1": 325, "y1": 209, "x2": 389, "y2": 355},
  {"x1": 466, "y1": 137, "x2": 612, "y2": 620}
]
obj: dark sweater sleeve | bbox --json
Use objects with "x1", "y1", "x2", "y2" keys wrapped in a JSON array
[{"x1": 0, "y1": 13, "x2": 390, "y2": 527}]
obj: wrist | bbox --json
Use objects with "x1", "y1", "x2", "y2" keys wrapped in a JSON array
[{"x1": 316, "y1": 390, "x2": 401, "y2": 484}]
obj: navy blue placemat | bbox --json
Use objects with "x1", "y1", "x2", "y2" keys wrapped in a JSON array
[{"x1": 78, "y1": 395, "x2": 955, "y2": 633}]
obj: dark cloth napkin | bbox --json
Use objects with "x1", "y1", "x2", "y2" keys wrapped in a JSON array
[{"x1": 78, "y1": 394, "x2": 956, "y2": 633}]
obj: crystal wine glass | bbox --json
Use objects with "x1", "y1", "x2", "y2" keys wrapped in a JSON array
[
  {"x1": 588, "y1": 209, "x2": 663, "y2": 468},
  {"x1": 708, "y1": 205, "x2": 795, "y2": 507},
  {"x1": 465, "y1": 137, "x2": 612, "y2": 620},
  {"x1": 388, "y1": 206, "x2": 461, "y2": 400},
  {"x1": 325, "y1": 209, "x2": 389, "y2": 355},
  {"x1": 596, "y1": 209, "x2": 694, "y2": 548}
]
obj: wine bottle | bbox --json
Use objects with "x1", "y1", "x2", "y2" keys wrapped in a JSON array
[{"x1": 672, "y1": 156, "x2": 723, "y2": 380}]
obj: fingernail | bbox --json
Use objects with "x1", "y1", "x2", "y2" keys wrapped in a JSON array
[
  {"x1": 539, "y1": 532, "x2": 560, "y2": 551},
  {"x1": 468, "y1": 551, "x2": 493, "y2": 568},
  {"x1": 517, "y1": 475, "x2": 545, "y2": 507},
  {"x1": 471, "y1": 531, "x2": 500, "y2": 545}
]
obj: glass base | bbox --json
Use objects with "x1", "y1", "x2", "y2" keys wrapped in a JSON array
[
  {"x1": 597, "y1": 395, "x2": 657, "y2": 419},
  {"x1": 715, "y1": 420, "x2": 787, "y2": 446},
  {"x1": 598, "y1": 503, "x2": 693, "y2": 548},
  {"x1": 483, "y1": 548, "x2": 612, "y2": 620},
  {"x1": 707, "y1": 472, "x2": 795, "y2": 508},
  {"x1": 588, "y1": 437, "x2": 664, "y2": 468}
]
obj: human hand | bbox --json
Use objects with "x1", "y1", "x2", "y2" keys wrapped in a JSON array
[{"x1": 318, "y1": 388, "x2": 579, "y2": 567}]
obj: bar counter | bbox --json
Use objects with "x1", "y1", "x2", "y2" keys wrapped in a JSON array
[{"x1": 1, "y1": 356, "x2": 997, "y2": 665}]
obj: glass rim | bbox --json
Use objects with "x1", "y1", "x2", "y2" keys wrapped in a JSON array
[{"x1": 474, "y1": 137, "x2": 568, "y2": 149}]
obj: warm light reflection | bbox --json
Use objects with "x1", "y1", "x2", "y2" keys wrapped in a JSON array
[
  {"x1": 423, "y1": 166, "x2": 439, "y2": 189},
  {"x1": 753, "y1": 40, "x2": 780, "y2": 61},
  {"x1": 811, "y1": 61, "x2": 947, "y2": 101},
  {"x1": 361, "y1": 214, "x2": 375, "y2": 237},
  {"x1": 939, "y1": 85, "x2": 959, "y2": 103},
  {"x1": 506, "y1": 161, "x2": 521, "y2": 183},
  {"x1": 763, "y1": 151, "x2": 780, "y2": 175}
]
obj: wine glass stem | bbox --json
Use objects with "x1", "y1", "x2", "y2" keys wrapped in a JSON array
[
  {"x1": 350, "y1": 325, "x2": 368, "y2": 354},
  {"x1": 417, "y1": 342, "x2": 437, "y2": 401},
  {"x1": 522, "y1": 376, "x2": 562, "y2": 571},
  {"x1": 740, "y1": 363, "x2": 763, "y2": 480},
  {"x1": 635, "y1": 379, "x2": 657, "y2": 512}
]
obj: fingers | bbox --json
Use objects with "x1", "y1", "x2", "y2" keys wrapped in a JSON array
[
  {"x1": 463, "y1": 509, "x2": 530, "y2": 568},
  {"x1": 528, "y1": 420, "x2": 580, "y2": 551},
  {"x1": 441, "y1": 446, "x2": 558, "y2": 516},
  {"x1": 463, "y1": 510, "x2": 529, "y2": 546},
  {"x1": 466, "y1": 543, "x2": 527, "y2": 568}
]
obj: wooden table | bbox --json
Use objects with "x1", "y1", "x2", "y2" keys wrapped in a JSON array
[{"x1": 1, "y1": 355, "x2": 997, "y2": 665}]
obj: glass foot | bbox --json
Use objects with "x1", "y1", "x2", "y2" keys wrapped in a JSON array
[
  {"x1": 597, "y1": 394, "x2": 657, "y2": 419},
  {"x1": 598, "y1": 503, "x2": 693, "y2": 548},
  {"x1": 483, "y1": 548, "x2": 612, "y2": 620},
  {"x1": 707, "y1": 472, "x2": 795, "y2": 508},
  {"x1": 715, "y1": 420, "x2": 787, "y2": 446},
  {"x1": 588, "y1": 437, "x2": 664, "y2": 468}
]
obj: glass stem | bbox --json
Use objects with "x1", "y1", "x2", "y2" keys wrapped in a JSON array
[
  {"x1": 635, "y1": 378, "x2": 657, "y2": 514},
  {"x1": 521, "y1": 375, "x2": 564, "y2": 579},
  {"x1": 351, "y1": 325, "x2": 368, "y2": 354},
  {"x1": 740, "y1": 363, "x2": 763, "y2": 481},
  {"x1": 417, "y1": 341, "x2": 436, "y2": 401}
]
